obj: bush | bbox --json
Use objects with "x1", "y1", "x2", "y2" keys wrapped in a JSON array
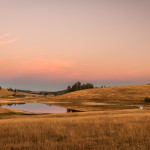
[
  {"x1": 8, "y1": 88, "x2": 14, "y2": 91},
  {"x1": 57, "y1": 92, "x2": 64, "y2": 96},
  {"x1": 13, "y1": 94, "x2": 25, "y2": 98},
  {"x1": 144, "y1": 97, "x2": 150, "y2": 102}
]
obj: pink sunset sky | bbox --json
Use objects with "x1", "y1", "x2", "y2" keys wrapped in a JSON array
[{"x1": 0, "y1": 0, "x2": 150, "y2": 91}]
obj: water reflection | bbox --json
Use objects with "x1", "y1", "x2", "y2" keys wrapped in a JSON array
[
  {"x1": 7, "y1": 103, "x2": 25, "y2": 106},
  {"x1": 0, "y1": 103, "x2": 81, "y2": 114}
]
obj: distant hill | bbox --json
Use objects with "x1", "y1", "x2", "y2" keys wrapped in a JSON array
[
  {"x1": 16, "y1": 89, "x2": 32, "y2": 93},
  {"x1": 0, "y1": 88, "x2": 42, "y2": 98},
  {"x1": 0, "y1": 88, "x2": 15, "y2": 97},
  {"x1": 16, "y1": 89, "x2": 67, "y2": 96},
  {"x1": 2, "y1": 84, "x2": 150, "y2": 105},
  {"x1": 51, "y1": 85, "x2": 150, "y2": 104}
]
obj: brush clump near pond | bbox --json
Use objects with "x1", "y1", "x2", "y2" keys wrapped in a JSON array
[{"x1": 144, "y1": 97, "x2": 150, "y2": 102}]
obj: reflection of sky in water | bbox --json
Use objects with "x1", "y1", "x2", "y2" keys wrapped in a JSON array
[{"x1": 1, "y1": 103, "x2": 67, "y2": 113}]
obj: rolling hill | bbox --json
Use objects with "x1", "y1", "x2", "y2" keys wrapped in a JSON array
[{"x1": 51, "y1": 84, "x2": 150, "y2": 104}]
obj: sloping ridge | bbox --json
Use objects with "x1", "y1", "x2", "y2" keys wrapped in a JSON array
[
  {"x1": 54, "y1": 85, "x2": 150, "y2": 104},
  {"x1": 0, "y1": 88, "x2": 15, "y2": 97}
]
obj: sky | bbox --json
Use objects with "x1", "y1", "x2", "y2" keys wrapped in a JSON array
[{"x1": 0, "y1": 0, "x2": 150, "y2": 91}]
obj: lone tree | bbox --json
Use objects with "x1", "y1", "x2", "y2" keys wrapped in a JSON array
[
  {"x1": 44, "y1": 92, "x2": 48, "y2": 97},
  {"x1": 67, "y1": 86, "x2": 71, "y2": 92}
]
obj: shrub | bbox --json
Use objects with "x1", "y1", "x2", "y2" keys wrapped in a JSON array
[
  {"x1": 8, "y1": 88, "x2": 14, "y2": 91},
  {"x1": 12, "y1": 93, "x2": 16, "y2": 97},
  {"x1": 144, "y1": 97, "x2": 150, "y2": 102},
  {"x1": 57, "y1": 92, "x2": 64, "y2": 96}
]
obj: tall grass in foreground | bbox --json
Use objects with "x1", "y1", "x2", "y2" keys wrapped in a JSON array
[{"x1": 0, "y1": 112, "x2": 150, "y2": 150}]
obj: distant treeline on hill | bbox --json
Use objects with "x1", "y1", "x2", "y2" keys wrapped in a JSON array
[{"x1": 66, "y1": 81, "x2": 94, "y2": 93}]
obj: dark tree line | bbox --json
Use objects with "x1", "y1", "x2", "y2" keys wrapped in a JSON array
[
  {"x1": 66, "y1": 81, "x2": 94, "y2": 93},
  {"x1": 8, "y1": 88, "x2": 17, "y2": 93}
]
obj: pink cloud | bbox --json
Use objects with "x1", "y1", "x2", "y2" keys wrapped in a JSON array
[
  {"x1": 0, "y1": 58, "x2": 76, "y2": 80},
  {"x1": 0, "y1": 33, "x2": 10, "y2": 40},
  {"x1": 0, "y1": 33, "x2": 18, "y2": 45},
  {"x1": 1, "y1": 56, "x2": 150, "y2": 82},
  {"x1": 0, "y1": 38, "x2": 18, "y2": 45}
]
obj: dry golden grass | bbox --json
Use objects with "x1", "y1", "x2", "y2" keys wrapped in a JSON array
[
  {"x1": 1, "y1": 85, "x2": 150, "y2": 112},
  {"x1": 0, "y1": 88, "x2": 42, "y2": 99},
  {"x1": 0, "y1": 110, "x2": 150, "y2": 150},
  {"x1": 0, "y1": 88, "x2": 43, "y2": 107},
  {"x1": 0, "y1": 89, "x2": 14, "y2": 98},
  {"x1": 51, "y1": 85, "x2": 150, "y2": 103},
  {"x1": 0, "y1": 85, "x2": 150, "y2": 150}
]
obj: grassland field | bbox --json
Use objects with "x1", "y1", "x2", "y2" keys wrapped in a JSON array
[{"x1": 0, "y1": 85, "x2": 150, "y2": 150}]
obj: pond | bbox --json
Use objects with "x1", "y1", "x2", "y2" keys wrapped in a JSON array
[{"x1": 1, "y1": 103, "x2": 81, "y2": 113}]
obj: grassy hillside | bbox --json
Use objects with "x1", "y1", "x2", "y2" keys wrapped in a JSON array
[
  {"x1": 0, "y1": 110, "x2": 150, "y2": 150},
  {"x1": 0, "y1": 88, "x2": 42, "y2": 108},
  {"x1": 1, "y1": 85, "x2": 150, "y2": 112},
  {"x1": 52, "y1": 85, "x2": 150, "y2": 104},
  {"x1": 1, "y1": 85, "x2": 150, "y2": 104},
  {"x1": 0, "y1": 85, "x2": 150, "y2": 150},
  {"x1": 0, "y1": 88, "x2": 15, "y2": 98}
]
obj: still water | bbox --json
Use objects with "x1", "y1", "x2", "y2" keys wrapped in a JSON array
[{"x1": 1, "y1": 103, "x2": 80, "y2": 113}]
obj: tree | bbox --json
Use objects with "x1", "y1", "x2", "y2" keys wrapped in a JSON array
[
  {"x1": 66, "y1": 81, "x2": 94, "y2": 93},
  {"x1": 82, "y1": 84, "x2": 86, "y2": 89},
  {"x1": 8, "y1": 88, "x2": 14, "y2": 91},
  {"x1": 44, "y1": 92, "x2": 48, "y2": 97},
  {"x1": 67, "y1": 86, "x2": 71, "y2": 92},
  {"x1": 85, "y1": 83, "x2": 94, "y2": 89}
]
